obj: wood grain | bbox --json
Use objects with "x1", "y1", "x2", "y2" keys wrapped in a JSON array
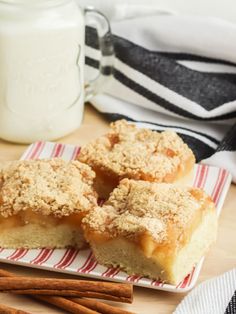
[{"x1": 0, "y1": 104, "x2": 235, "y2": 314}]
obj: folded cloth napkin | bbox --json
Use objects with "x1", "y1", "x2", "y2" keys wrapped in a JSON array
[
  {"x1": 82, "y1": 2, "x2": 236, "y2": 182},
  {"x1": 174, "y1": 269, "x2": 236, "y2": 314}
]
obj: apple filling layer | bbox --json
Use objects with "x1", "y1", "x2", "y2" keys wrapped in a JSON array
[{"x1": 0, "y1": 210, "x2": 85, "y2": 230}]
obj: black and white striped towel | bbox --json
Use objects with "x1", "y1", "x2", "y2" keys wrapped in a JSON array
[
  {"x1": 83, "y1": 4, "x2": 236, "y2": 183},
  {"x1": 174, "y1": 269, "x2": 236, "y2": 314}
]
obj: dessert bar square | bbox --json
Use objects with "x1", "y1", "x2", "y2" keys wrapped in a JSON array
[
  {"x1": 78, "y1": 120, "x2": 195, "y2": 198},
  {"x1": 0, "y1": 158, "x2": 97, "y2": 249},
  {"x1": 82, "y1": 179, "x2": 217, "y2": 285}
]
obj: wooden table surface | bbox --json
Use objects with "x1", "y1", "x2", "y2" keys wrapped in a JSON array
[{"x1": 0, "y1": 104, "x2": 235, "y2": 314}]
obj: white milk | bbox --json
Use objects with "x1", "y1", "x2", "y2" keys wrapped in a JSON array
[{"x1": 0, "y1": 0, "x2": 85, "y2": 143}]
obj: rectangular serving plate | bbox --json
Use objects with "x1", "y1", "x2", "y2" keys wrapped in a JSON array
[{"x1": 0, "y1": 141, "x2": 232, "y2": 292}]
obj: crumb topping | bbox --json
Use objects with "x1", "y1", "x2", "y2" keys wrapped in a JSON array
[
  {"x1": 78, "y1": 120, "x2": 195, "y2": 181},
  {"x1": 83, "y1": 179, "x2": 212, "y2": 243},
  {"x1": 0, "y1": 158, "x2": 97, "y2": 218}
]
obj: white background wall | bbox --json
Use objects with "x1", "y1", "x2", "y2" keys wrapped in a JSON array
[{"x1": 79, "y1": 0, "x2": 236, "y2": 23}]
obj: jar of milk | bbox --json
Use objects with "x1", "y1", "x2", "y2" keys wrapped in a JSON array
[{"x1": 0, "y1": 0, "x2": 113, "y2": 143}]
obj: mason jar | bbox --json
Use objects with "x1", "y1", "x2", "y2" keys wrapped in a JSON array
[{"x1": 0, "y1": 0, "x2": 113, "y2": 143}]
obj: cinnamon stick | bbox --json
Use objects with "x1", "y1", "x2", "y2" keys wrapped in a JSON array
[
  {"x1": 0, "y1": 276, "x2": 133, "y2": 303},
  {"x1": 0, "y1": 303, "x2": 30, "y2": 314},
  {"x1": 71, "y1": 297, "x2": 135, "y2": 314},
  {"x1": 0, "y1": 269, "x2": 15, "y2": 277},
  {"x1": 36, "y1": 296, "x2": 99, "y2": 314},
  {"x1": 0, "y1": 269, "x2": 134, "y2": 314}
]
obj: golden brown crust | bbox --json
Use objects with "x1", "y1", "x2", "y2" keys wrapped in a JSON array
[
  {"x1": 0, "y1": 158, "x2": 97, "y2": 218},
  {"x1": 78, "y1": 120, "x2": 195, "y2": 183},
  {"x1": 82, "y1": 179, "x2": 215, "y2": 245}
]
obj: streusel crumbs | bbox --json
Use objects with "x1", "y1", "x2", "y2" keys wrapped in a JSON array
[
  {"x1": 0, "y1": 158, "x2": 97, "y2": 218},
  {"x1": 78, "y1": 120, "x2": 195, "y2": 181},
  {"x1": 83, "y1": 179, "x2": 212, "y2": 243}
]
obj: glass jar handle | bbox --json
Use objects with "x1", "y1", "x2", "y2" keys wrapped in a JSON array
[{"x1": 84, "y1": 7, "x2": 114, "y2": 101}]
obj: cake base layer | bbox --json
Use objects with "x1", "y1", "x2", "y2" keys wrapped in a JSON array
[
  {"x1": 0, "y1": 223, "x2": 86, "y2": 249},
  {"x1": 88, "y1": 210, "x2": 217, "y2": 285}
]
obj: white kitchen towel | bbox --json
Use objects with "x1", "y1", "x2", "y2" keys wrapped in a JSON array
[
  {"x1": 83, "y1": 3, "x2": 236, "y2": 182},
  {"x1": 174, "y1": 268, "x2": 236, "y2": 314}
]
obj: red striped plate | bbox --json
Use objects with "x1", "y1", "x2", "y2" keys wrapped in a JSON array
[{"x1": 0, "y1": 142, "x2": 232, "y2": 292}]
